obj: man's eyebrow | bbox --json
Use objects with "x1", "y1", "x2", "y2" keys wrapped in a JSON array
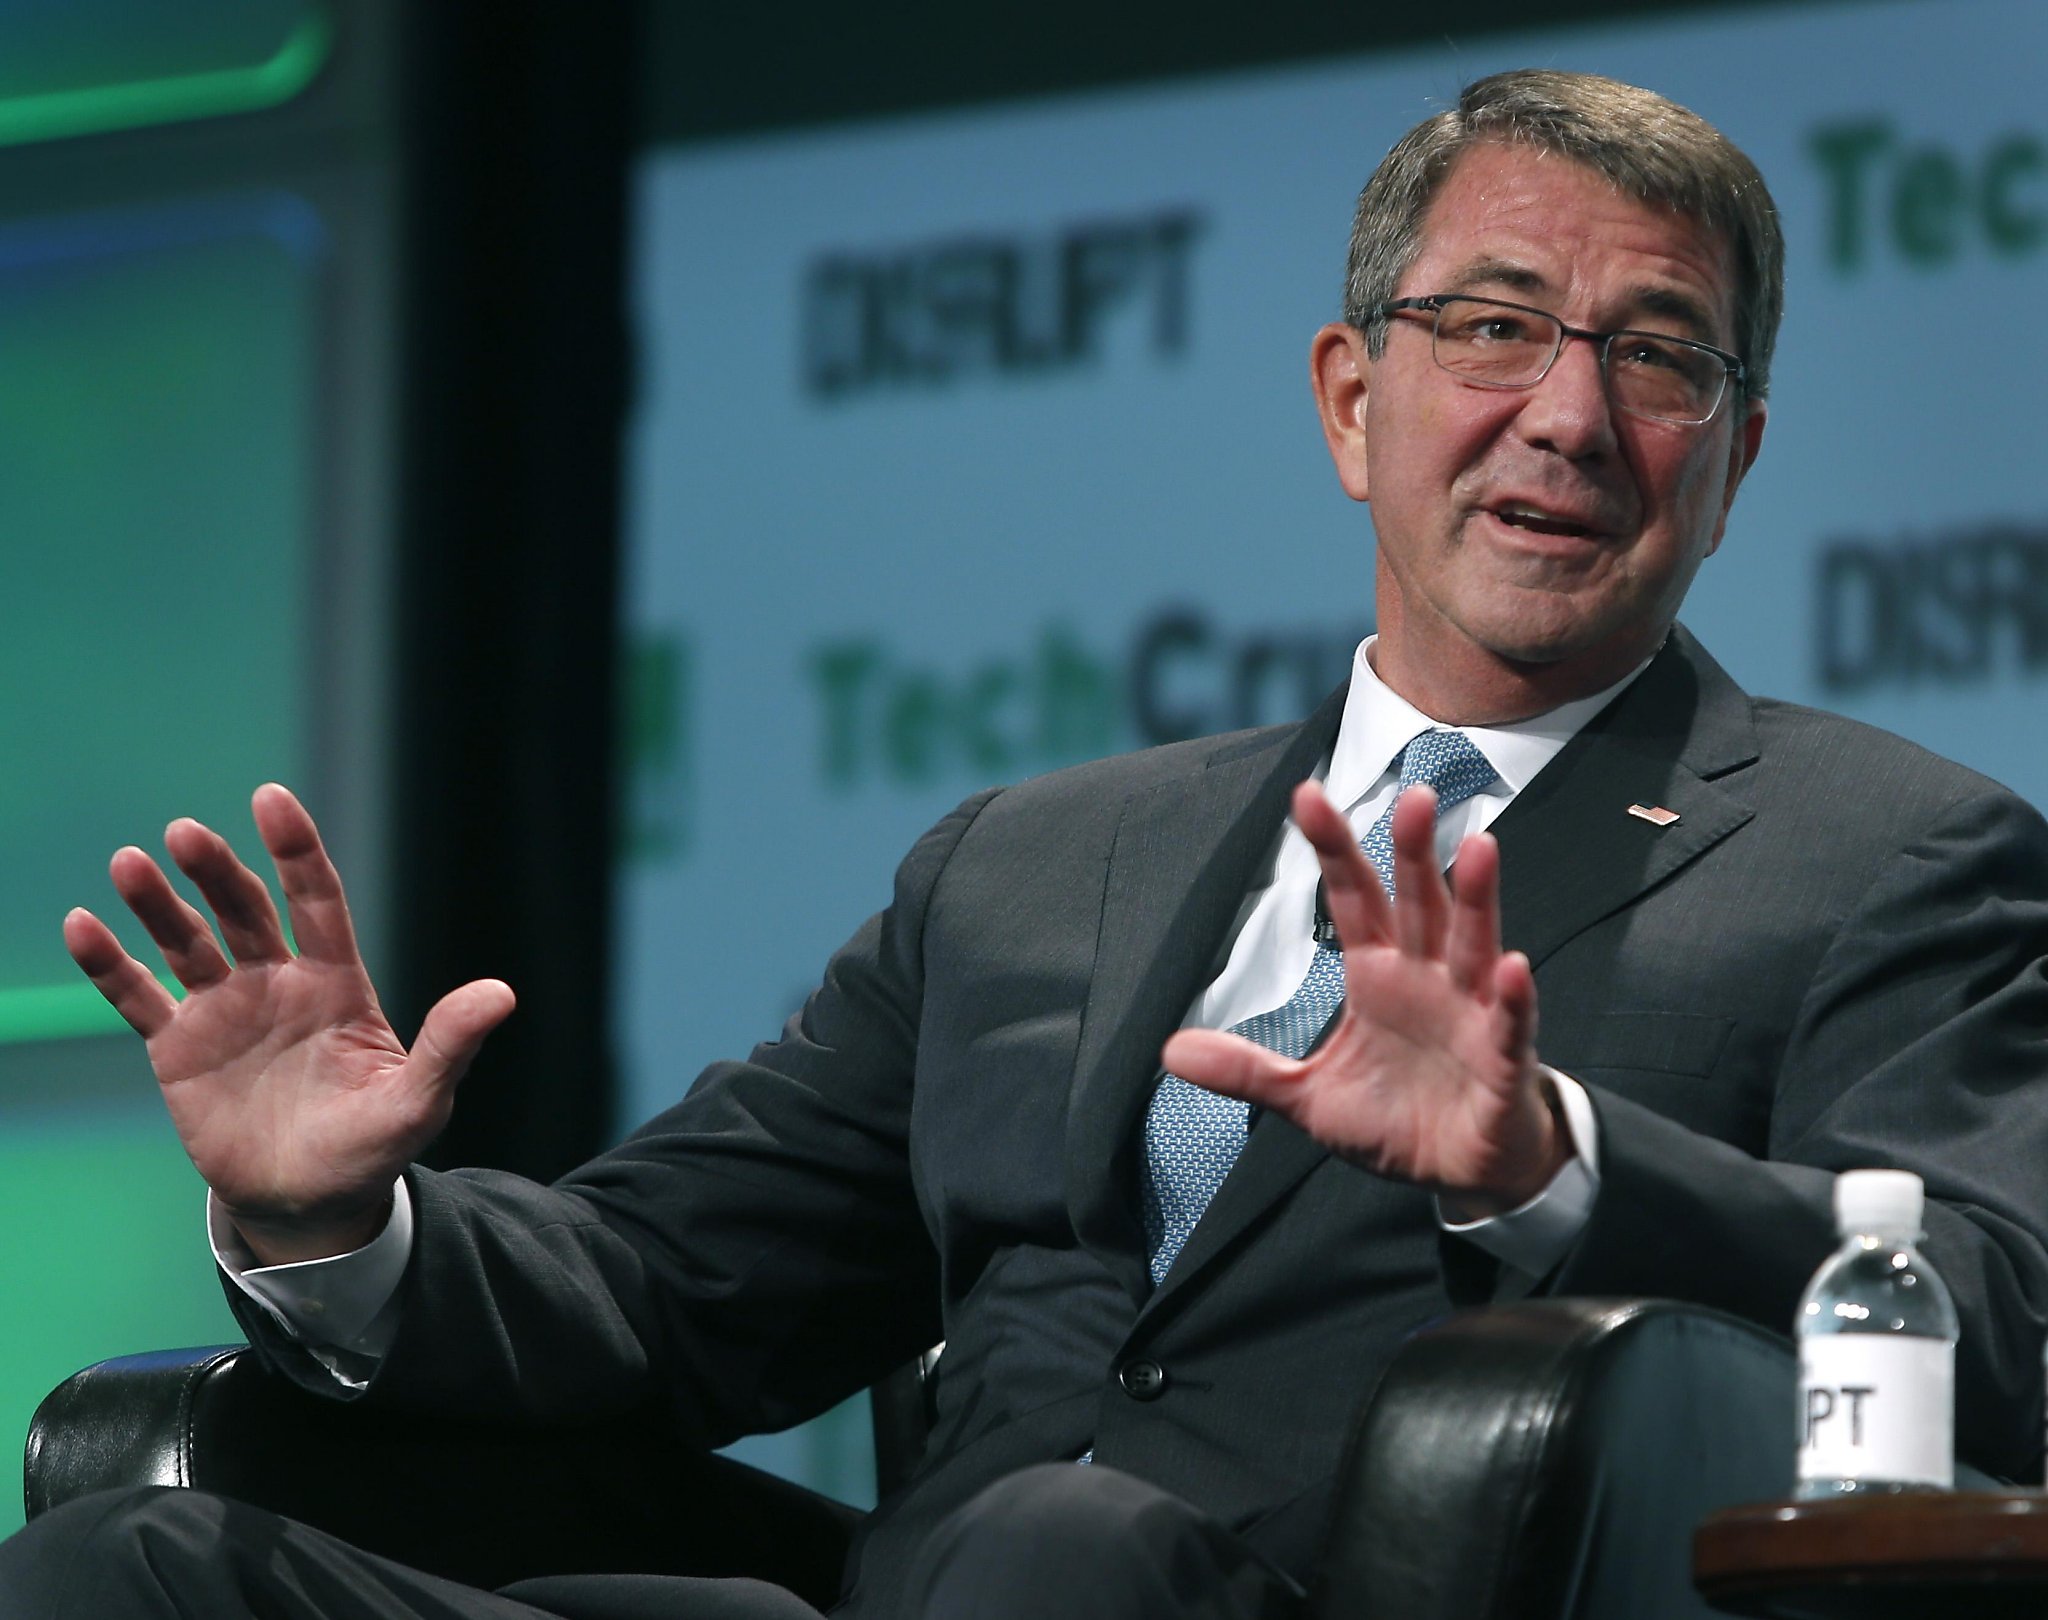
[
  {"x1": 1438, "y1": 261, "x2": 1724, "y2": 342},
  {"x1": 1627, "y1": 286, "x2": 1719, "y2": 342},
  {"x1": 1442, "y1": 259, "x2": 1548, "y2": 297}
]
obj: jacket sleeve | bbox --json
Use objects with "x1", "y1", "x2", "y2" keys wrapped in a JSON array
[{"x1": 1532, "y1": 785, "x2": 2048, "y2": 1482}]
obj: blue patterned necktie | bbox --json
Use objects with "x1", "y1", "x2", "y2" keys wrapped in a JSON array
[{"x1": 1138, "y1": 729, "x2": 1499, "y2": 1286}]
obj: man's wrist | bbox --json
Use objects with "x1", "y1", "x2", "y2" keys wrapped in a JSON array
[
  {"x1": 214, "y1": 1178, "x2": 413, "y2": 1373},
  {"x1": 225, "y1": 1191, "x2": 396, "y2": 1267}
]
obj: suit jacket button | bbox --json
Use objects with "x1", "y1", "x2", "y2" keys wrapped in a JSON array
[{"x1": 1119, "y1": 1359, "x2": 1167, "y2": 1401}]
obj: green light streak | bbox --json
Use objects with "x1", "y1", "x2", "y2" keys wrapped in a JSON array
[
  {"x1": 0, "y1": 979, "x2": 176, "y2": 1045},
  {"x1": 0, "y1": 10, "x2": 333, "y2": 150}
]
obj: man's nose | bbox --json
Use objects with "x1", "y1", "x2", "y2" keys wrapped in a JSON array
[{"x1": 1513, "y1": 334, "x2": 1620, "y2": 460}]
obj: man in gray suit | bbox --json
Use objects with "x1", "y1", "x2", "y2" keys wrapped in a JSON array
[{"x1": 13, "y1": 68, "x2": 2048, "y2": 1620}]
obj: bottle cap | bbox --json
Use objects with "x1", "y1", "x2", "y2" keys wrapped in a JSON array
[{"x1": 1833, "y1": 1168, "x2": 1924, "y2": 1238}]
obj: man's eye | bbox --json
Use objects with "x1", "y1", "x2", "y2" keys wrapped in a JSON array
[
  {"x1": 1449, "y1": 313, "x2": 1533, "y2": 344},
  {"x1": 1613, "y1": 337, "x2": 1683, "y2": 371}
]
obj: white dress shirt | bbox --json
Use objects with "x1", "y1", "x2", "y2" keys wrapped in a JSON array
[{"x1": 219, "y1": 636, "x2": 1649, "y2": 1371}]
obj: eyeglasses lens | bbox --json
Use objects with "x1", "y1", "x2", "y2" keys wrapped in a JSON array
[{"x1": 1429, "y1": 298, "x2": 1724, "y2": 424}]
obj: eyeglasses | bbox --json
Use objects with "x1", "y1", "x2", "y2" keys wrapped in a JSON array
[{"x1": 1366, "y1": 294, "x2": 1747, "y2": 426}]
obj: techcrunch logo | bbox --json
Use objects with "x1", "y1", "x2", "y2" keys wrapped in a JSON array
[
  {"x1": 1813, "y1": 117, "x2": 2044, "y2": 272},
  {"x1": 1816, "y1": 521, "x2": 2048, "y2": 691},
  {"x1": 810, "y1": 610, "x2": 1366, "y2": 789}
]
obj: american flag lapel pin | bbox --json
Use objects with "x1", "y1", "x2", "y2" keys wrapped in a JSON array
[{"x1": 1627, "y1": 803, "x2": 1681, "y2": 827}]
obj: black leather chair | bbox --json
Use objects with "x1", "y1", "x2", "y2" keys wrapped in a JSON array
[{"x1": 23, "y1": 1299, "x2": 1803, "y2": 1618}]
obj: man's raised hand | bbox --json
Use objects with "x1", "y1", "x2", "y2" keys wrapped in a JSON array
[
  {"x1": 1161, "y1": 779, "x2": 1567, "y2": 1218},
  {"x1": 63, "y1": 783, "x2": 514, "y2": 1264}
]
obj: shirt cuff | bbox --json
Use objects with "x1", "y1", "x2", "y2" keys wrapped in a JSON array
[
  {"x1": 1435, "y1": 1068, "x2": 1601, "y2": 1278},
  {"x1": 210, "y1": 1179, "x2": 412, "y2": 1384}
]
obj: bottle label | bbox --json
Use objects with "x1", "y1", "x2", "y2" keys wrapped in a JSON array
[{"x1": 1797, "y1": 1336, "x2": 1953, "y2": 1487}]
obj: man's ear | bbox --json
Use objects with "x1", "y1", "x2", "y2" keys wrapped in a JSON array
[
  {"x1": 1311, "y1": 322, "x2": 1373, "y2": 503},
  {"x1": 1706, "y1": 395, "x2": 1767, "y2": 556}
]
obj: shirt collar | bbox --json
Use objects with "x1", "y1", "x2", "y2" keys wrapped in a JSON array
[{"x1": 1324, "y1": 635, "x2": 1657, "y2": 814}]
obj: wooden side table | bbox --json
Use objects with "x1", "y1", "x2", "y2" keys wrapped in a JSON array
[{"x1": 1695, "y1": 1492, "x2": 2048, "y2": 1618}]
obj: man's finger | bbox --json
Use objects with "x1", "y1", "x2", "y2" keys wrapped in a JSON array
[
  {"x1": 1292, "y1": 781, "x2": 1392, "y2": 948},
  {"x1": 253, "y1": 783, "x2": 365, "y2": 968},
  {"x1": 1445, "y1": 831, "x2": 1503, "y2": 998},
  {"x1": 63, "y1": 907, "x2": 180, "y2": 1038},
  {"x1": 1389, "y1": 787, "x2": 1452, "y2": 958},
  {"x1": 1160, "y1": 1026, "x2": 1305, "y2": 1113},
  {"x1": 1490, "y1": 950, "x2": 1539, "y2": 1070},
  {"x1": 406, "y1": 978, "x2": 518, "y2": 1099},
  {"x1": 108, "y1": 847, "x2": 235, "y2": 991},
  {"x1": 165, "y1": 818, "x2": 292, "y2": 965}
]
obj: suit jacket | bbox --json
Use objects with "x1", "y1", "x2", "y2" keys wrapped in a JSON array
[{"x1": 238, "y1": 625, "x2": 2048, "y2": 1615}]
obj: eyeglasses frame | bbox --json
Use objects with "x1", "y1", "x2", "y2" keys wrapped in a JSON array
[{"x1": 1364, "y1": 293, "x2": 1749, "y2": 427}]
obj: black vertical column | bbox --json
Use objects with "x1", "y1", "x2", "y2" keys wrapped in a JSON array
[{"x1": 389, "y1": 1, "x2": 636, "y2": 1180}]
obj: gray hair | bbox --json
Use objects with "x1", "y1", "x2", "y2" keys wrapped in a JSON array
[{"x1": 1344, "y1": 69, "x2": 1784, "y2": 398}]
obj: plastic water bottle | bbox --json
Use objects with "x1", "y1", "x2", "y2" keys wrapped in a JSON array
[{"x1": 1795, "y1": 1169, "x2": 1957, "y2": 1498}]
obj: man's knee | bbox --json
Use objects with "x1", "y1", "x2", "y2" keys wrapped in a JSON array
[
  {"x1": 945, "y1": 1462, "x2": 1189, "y2": 1554},
  {"x1": 907, "y1": 1464, "x2": 1297, "y2": 1619},
  {"x1": 0, "y1": 1486, "x2": 231, "y2": 1614}
]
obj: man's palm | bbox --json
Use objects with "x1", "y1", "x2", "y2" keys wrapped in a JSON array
[
  {"x1": 1163, "y1": 780, "x2": 1561, "y2": 1215},
  {"x1": 1280, "y1": 935, "x2": 1539, "y2": 1193},
  {"x1": 65, "y1": 784, "x2": 513, "y2": 1256}
]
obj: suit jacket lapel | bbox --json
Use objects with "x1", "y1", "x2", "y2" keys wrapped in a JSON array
[
  {"x1": 1494, "y1": 626, "x2": 1759, "y2": 965},
  {"x1": 1066, "y1": 686, "x2": 1347, "y2": 1304}
]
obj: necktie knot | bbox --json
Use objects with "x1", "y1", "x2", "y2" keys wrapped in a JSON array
[
  {"x1": 1394, "y1": 728, "x2": 1497, "y2": 805},
  {"x1": 1358, "y1": 730, "x2": 1497, "y2": 904}
]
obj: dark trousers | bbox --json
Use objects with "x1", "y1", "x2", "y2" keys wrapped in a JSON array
[{"x1": 0, "y1": 1463, "x2": 1303, "y2": 1620}]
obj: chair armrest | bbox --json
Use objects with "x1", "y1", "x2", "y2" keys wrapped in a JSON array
[
  {"x1": 1313, "y1": 1298, "x2": 1795, "y2": 1620},
  {"x1": 25, "y1": 1346, "x2": 861, "y2": 1605}
]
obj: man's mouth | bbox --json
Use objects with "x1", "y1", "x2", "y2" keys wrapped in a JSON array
[{"x1": 1489, "y1": 501, "x2": 1604, "y2": 540}]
